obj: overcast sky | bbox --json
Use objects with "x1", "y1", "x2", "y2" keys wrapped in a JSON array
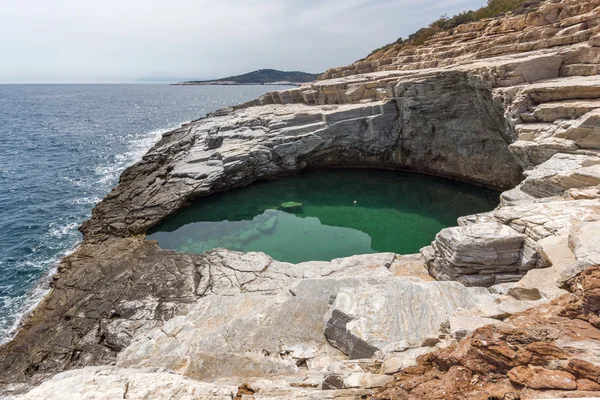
[{"x1": 1, "y1": 0, "x2": 486, "y2": 83}]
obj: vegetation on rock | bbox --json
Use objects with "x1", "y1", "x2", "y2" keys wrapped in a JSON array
[{"x1": 366, "y1": 0, "x2": 542, "y2": 58}]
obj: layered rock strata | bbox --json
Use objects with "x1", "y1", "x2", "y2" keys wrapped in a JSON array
[
  {"x1": 80, "y1": 72, "x2": 520, "y2": 243},
  {"x1": 375, "y1": 266, "x2": 600, "y2": 400},
  {"x1": 2, "y1": 0, "x2": 600, "y2": 399},
  {"x1": 1, "y1": 249, "x2": 511, "y2": 399}
]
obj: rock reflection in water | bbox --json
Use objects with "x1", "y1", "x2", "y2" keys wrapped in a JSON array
[{"x1": 148, "y1": 169, "x2": 499, "y2": 262}]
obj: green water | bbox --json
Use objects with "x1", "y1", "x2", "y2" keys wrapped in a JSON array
[{"x1": 148, "y1": 169, "x2": 499, "y2": 263}]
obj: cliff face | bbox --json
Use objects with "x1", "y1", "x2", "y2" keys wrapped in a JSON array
[
  {"x1": 79, "y1": 71, "x2": 519, "y2": 243},
  {"x1": 2, "y1": 1, "x2": 600, "y2": 399}
]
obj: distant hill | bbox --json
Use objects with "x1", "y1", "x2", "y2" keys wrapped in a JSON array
[{"x1": 174, "y1": 69, "x2": 320, "y2": 86}]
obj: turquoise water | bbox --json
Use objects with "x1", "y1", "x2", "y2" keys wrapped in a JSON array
[{"x1": 148, "y1": 169, "x2": 499, "y2": 263}]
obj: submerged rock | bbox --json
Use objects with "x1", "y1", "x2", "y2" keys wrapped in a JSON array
[
  {"x1": 259, "y1": 215, "x2": 278, "y2": 233},
  {"x1": 239, "y1": 227, "x2": 261, "y2": 243},
  {"x1": 280, "y1": 201, "x2": 303, "y2": 212}
]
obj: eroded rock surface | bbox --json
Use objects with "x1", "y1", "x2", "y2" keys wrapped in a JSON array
[
  {"x1": 3, "y1": 0, "x2": 600, "y2": 399},
  {"x1": 0, "y1": 250, "x2": 508, "y2": 399},
  {"x1": 323, "y1": 280, "x2": 494, "y2": 357},
  {"x1": 79, "y1": 75, "x2": 519, "y2": 242},
  {"x1": 375, "y1": 266, "x2": 600, "y2": 400},
  {"x1": 16, "y1": 367, "x2": 238, "y2": 400}
]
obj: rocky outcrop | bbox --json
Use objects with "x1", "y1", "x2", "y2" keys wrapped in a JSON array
[
  {"x1": 0, "y1": 249, "x2": 511, "y2": 399},
  {"x1": 79, "y1": 73, "x2": 520, "y2": 242},
  {"x1": 2, "y1": 0, "x2": 600, "y2": 399},
  {"x1": 72, "y1": 0, "x2": 600, "y2": 288},
  {"x1": 375, "y1": 266, "x2": 600, "y2": 400},
  {"x1": 425, "y1": 223, "x2": 527, "y2": 286},
  {"x1": 321, "y1": 0, "x2": 600, "y2": 79},
  {"x1": 323, "y1": 280, "x2": 495, "y2": 358}
]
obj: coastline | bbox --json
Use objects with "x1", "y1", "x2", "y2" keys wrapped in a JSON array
[
  {"x1": 0, "y1": 84, "x2": 291, "y2": 348},
  {"x1": 171, "y1": 81, "x2": 302, "y2": 86},
  {"x1": 3, "y1": 1, "x2": 600, "y2": 398},
  {"x1": 0, "y1": 123, "x2": 180, "y2": 346}
]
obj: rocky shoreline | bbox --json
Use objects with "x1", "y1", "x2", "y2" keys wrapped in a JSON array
[{"x1": 2, "y1": 0, "x2": 600, "y2": 398}]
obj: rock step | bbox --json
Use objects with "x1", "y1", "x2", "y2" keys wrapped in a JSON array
[
  {"x1": 340, "y1": 30, "x2": 595, "y2": 78},
  {"x1": 509, "y1": 138, "x2": 581, "y2": 169},
  {"x1": 555, "y1": 108, "x2": 600, "y2": 150},
  {"x1": 521, "y1": 75, "x2": 600, "y2": 104},
  {"x1": 514, "y1": 123, "x2": 556, "y2": 141},
  {"x1": 475, "y1": 29, "x2": 594, "y2": 59},
  {"x1": 510, "y1": 106, "x2": 600, "y2": 168},
  {"x1": 510, "y1": 234, "x2": 575, "y2": 301},
  {"x1": 561, "y1": 62, "x2": 600, "y2": 77},
  {"x1": 413, "y1": 27, "x2": 570, "y2": 61},
  {"x1": 523, "y1": 99, "x2": 600, "y2": 123},
  {"x1": 265, "y1": 43, "x2": 599, "y2": 108},
  {"x1": 275, "y1": 122, "x2": 327, "y2": 136}
]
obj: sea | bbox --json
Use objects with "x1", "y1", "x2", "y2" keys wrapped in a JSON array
[{"x1": 0, "y1": 83, "x2": 289, "y2": 344}]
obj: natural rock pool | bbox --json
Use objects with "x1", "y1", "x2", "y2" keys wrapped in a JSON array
[{"x1": 148, "y1": 169, "x2": 499, "y2": 263}]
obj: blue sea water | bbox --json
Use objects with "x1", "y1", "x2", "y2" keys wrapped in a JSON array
[{"x1": 0, "y1": 83, "x2": 288, "y2": 344}]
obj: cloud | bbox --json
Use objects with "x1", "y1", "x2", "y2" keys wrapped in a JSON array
[{"x1": 0, "y1": 0, "x2": 485, "y2": 83}]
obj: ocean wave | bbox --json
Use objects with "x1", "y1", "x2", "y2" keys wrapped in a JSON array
[
  {"x1": 93, "y1": 126, "x2": 175, "y2": 186},
  {"x1": 0, "y1": 84, "x2": 280, "y2": 345},
  {"x1": 0, "y1": 252, "x2": 60, "y2": 344},
  {"x1": 69, "y1": 196, "x2": 102, "y2": 206},
  {"x1": 0, "y1": 122, "x2": 188, "y2": 345},
  {"x1": 48, "y1": 222, "x2": 80, "y2": 239}
]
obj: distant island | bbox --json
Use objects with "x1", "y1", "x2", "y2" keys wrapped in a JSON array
[{"x1": 173, "y1": 69, "x2": 320, "y2": 86}]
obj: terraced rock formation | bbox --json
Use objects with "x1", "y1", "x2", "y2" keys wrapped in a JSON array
[
  {"x1": 2, "y1": 0, "x2": 600, "y2": 398},
  {"x1": 375, "y1": 266, "x2": 600, "y2": 400}
]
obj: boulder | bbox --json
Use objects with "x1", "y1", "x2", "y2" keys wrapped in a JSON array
[
  {"x1": 323, "y1": 278, "x2": 496, "y2": 357},
  {"x1": 510, "y1": 234, "x2": 574, "y2": 300},
  {"x1": 569, "y1": 220, "x2": 600, "y2": 265},
  {"x1": 426, "y1": 223, "x2": 526, "y2": 286},
  {"x1": 508, "y1": 366, "x2": 577, "y2": 390}
]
